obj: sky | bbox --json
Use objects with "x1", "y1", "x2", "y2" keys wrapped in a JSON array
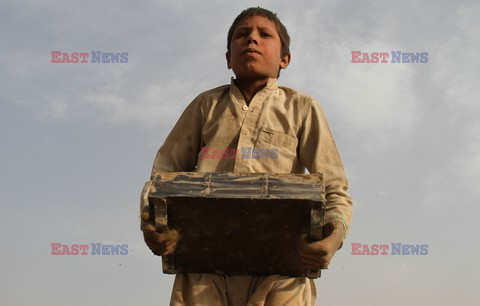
[{"x1": 1, "y1": 0, "x2": 479, "y2": 305}]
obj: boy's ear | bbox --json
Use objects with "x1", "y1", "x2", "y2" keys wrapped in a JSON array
[
  {"x1": 226, "y1": 51, "x2": 231, "y2": 69},
  {"x1": 280, "y1": 53, "x2": 291, "y2": 69}
]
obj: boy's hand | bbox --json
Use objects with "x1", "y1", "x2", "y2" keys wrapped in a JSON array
[
  {"x1": 298, "y1": 221, "x2": 344, "y2": 271},
  {"x1": 141, "y1": 207, "x2": 179, "y2": 256}
]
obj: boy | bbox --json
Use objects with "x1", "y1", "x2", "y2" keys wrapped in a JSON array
[{"x1": 140, "y1": 7, "x2": 353, "y2": 305}]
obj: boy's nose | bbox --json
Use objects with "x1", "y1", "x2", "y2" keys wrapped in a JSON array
[{"x1": 246, "y1": 33, "x2": 259, "y2": 45}]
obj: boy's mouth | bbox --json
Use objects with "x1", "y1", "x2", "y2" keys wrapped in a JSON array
[{"x1": 243, "y1": 48, "x2": 262, "y2": 55}]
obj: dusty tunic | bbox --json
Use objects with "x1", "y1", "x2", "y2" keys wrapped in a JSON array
[{"x1": 141, "y1": 78, "x2": 353, "y2": 305}]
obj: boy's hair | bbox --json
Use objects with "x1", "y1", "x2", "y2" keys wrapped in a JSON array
[{"x1": 227, "y1": 7, "x2": 291, "y2": 58}]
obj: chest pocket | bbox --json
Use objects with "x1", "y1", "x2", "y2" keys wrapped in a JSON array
[
  {"x1": 253, "y1": 128, "x2": 298, "y2": 173},
  {"x1": 257, "y1": 128, "x2": 298, "y2": 151}
]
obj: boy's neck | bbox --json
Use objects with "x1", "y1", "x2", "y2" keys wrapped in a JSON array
[{"x1": 234, "y1": 78, "x2": 270, "y2": 106}]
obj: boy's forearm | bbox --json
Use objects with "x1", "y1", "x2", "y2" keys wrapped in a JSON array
[
  {"x1": 298, "y1": 101, "x2": 353, "y2": 238},
  {"x1": 140, "y1": 180, "x2": 153, "y2": 230},
  {"x1": 324, "y1": 184, "x2": 353, "y2": 238}
]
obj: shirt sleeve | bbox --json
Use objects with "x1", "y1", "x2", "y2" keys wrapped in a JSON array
[
  {"x1": 297, "y1": 98, "x2": 353, "y2": 237},
  {"x1": 140, "y1": 96, "x2": 204, "y2": 224},
  {"x1": 150, "y1": 97, "x2": 204, "y2": 175}
]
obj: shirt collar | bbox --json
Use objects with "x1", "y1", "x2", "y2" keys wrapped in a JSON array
[
  {"x1": 229, "y1": 77, "x2": 278, "y2": 92},
  {"x1": 265, "y1": 78, "x2": 278, "y2": 89}
]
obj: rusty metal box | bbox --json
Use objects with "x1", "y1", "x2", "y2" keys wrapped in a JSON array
[{"x1": 148, "y1": 172, "x2": 325, "y2": 278}]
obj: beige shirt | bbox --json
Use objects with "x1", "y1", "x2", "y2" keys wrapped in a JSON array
[{"x1": 141, "y1": 78, "x2": 352, "y2": 234}]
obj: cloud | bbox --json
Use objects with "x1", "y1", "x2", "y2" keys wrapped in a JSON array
[{"x1": 0, "y1": 0, "x2": 233, "y2": 132}]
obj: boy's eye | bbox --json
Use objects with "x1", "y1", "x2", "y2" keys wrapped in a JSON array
[
  {"x1": 260, "y1": 32, "x2": 271, "y2": 37},
  {"x1": 235, "y1": 31, "x2": 248, "y2": 38}
]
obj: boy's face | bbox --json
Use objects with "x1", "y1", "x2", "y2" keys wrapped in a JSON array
[{"x1": 227, "y1": 15, "x2": 290, "y2": 80}]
